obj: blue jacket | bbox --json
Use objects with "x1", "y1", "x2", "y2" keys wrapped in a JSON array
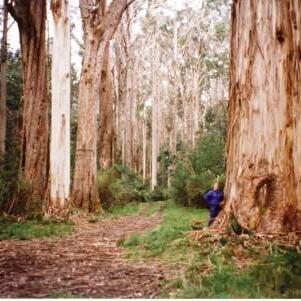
[{"x1": 204, "y1": 190, "x2": 224, "y2": 206}]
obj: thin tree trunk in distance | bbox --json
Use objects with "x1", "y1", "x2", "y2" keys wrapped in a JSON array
[
  {"x1": 99, "y1": 44, "x2": 114, "y2": 169},
  {"x1": 142, "y1": 107, "x2": 147, "y2": 182},
  {"x1": 0, "y1": 4, "x2": 8, "y2": 156},
  {"x1": 151, "y1": 37, "x2": 158, "y2": 190},
  {"x1": 50, "y1": 0, "x2": 71, "y2": 209}
]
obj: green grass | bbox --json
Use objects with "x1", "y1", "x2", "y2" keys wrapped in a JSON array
[
  {"x1": 105, "y1": 201, "x2": 142, "y2": 217},
  {"x1": 120, "y1": 200, "x2": 208, "y2": 262},
  {"x1": 0, "y1": 217, "x2": 74, "y2": 240},
  {"x1": 104, "y1": 201, "x2": 167, "y2": 218},
  {"x1": 117, "y1": 201, "x2": 301, "y2": 298},
  {"x1": 173, "y1": 246, "x2": 301, "y2": 298}
]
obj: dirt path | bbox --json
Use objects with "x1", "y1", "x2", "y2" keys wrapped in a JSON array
[{"x1": 0, "y1": 213, "x2": 166, "y2": 298}]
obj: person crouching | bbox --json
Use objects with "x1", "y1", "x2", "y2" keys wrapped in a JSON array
[{"x1": 204, "y1": 182, "x2": 224, "y2": 226}]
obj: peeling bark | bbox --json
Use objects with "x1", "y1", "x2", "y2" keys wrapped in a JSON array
[
  {"x1": 7, "y1": 0, "x2": 49, "y2": 207},
  {"x1": 72, "y1": 0, "x2": 129, "y2": 211},
  {"x1": 220, "y1": 0, "x2": 301, "y2": 232}
]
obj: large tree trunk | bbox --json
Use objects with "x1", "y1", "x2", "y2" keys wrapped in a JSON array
[
  {"x1": 0, "y1": 4, "x2": 8, "y2": 157},
  {"x1": 72, "y1": 38, "x2": 104, "y2": 211},
  {"x1": 50, "y1": 0, "x2": 71, "y2": 209},
  {"x1": 221, "y1": 0, "x2": 301, "y2": 233},
  {"x1": 99, "y1": 44, "x2": 114, "y2": 169},
  {"x1": 72, "y1": 0, "x2": 128, "y2": 211},
  {"x1": 7, "y1": 0, "x2": 49, "y2": 207}
]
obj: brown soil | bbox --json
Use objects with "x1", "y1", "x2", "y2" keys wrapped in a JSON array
[{"x1": 0, "y1": 213, "x2": 167, "y2": 298}]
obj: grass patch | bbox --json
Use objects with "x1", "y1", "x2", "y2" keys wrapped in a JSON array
[
  {"x1": 172, "y1": 246, "x2": 301, "y2": 298},
  {"x1": 0, "y1": 217, "x2": 74, "y2": 240},
  {"x1": 118, "y1": 201, "x2": 301, "y2": 298},
  {"x1": 105, "y1": 202, "x2": 142, "y2": 217},
  {"x1": 120, "y1": 200, "x2": 207, "y2": 262},
  {"x1": 104, "y1": 201, "x2": 167, "y2": 218}
]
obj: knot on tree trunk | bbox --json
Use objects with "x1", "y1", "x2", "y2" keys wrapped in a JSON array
[{"x1": 254, "y1": 174, "x2": 276, "y2": 208}]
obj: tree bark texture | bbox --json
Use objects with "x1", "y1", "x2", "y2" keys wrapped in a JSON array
[
  {"x1": 7, "y1": 0, "x2": 49, "y2": 207},
  {"x1": 50, "y1": 0, "x2": 71, "y2": 209},
  {"x1": 99, "y1": 44, "x2": 114, "y2": 169},
  {"x1": 72, "y1": 0, "x2": 128, "y2": 211},
  {"x1": 222, "y1": 0, "x2": 301, "y2": 232}
]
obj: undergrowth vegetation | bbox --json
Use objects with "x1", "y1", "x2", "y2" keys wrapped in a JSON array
[
  {"x1": 97, "y1": 164, "x2": 166, "y2": 210},
  {"x1": 119, "y1": 201, "x2": 208, "y2": 261},
  {"x1": 0, "y1": 217, "x2": 74, "y2": 240},
  {"x1": 172, "y1": 242, "x2": 301, "y2": 298},
  {"x1": 169, "y1": 101, "x2": 227, "y2": 207},
  {"x1": 119, "y1": 201, "x2": 301, "y2": 298}
]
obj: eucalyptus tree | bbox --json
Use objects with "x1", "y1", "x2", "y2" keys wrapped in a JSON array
[
  {"x1": 6, "y1": 0, "x2": 49, "y2": 207},
  {"x1": 72, "y1": 0, "x2": 134, "y2": 211},
  {"x1": 220, "y1": 0, "x2": 301, "y2": 232},
  {"x1": 50, "y1": 0, "x2": 71, "y2": 209}
]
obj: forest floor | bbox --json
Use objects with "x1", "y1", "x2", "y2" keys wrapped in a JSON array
[
  {"x1": 1, "y1": 201, "x2": 301, "y2": 298},
  {"x1": 0, "y1": 204, "x2": 168, "y2": 298}
]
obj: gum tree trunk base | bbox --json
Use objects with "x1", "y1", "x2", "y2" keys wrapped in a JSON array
[{"x1": 219, "y1": 0, "x2": 301, "y2": 233}]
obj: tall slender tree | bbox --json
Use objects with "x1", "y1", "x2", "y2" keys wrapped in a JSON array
[
  {"x1": 0, "y1": 3, "x2": 8, "y2": 157},
  {"x1": 50, "y1": 0, "x2": 71, "y2": 209},
  {"x1": 220, "y1": 0, "x2": 301, "y2": 232},
  {"x1": 151, "y1": 34, "x2": 158, "y2": 190},
  {"x1": 99, "y1": 44, "x2": 114, "y2": 169},
  {"x1": 6, "y1": 0, "x2": 49, "y2": 206}
]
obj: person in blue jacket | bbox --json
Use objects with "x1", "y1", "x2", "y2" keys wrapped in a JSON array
[{"x1": 204, "y1": 182, "x2": 224, "y2": 226}]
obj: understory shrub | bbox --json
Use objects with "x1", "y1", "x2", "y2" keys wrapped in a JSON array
[
  {"x1": 98, "y1": 164, "x2": 155, "y2": 210},
  {"x1": 170, "y1": 101, "x2": 227, "y2": 207}
]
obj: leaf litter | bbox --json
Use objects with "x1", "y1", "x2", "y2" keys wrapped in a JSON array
[{"x1": 0, "y1": 212, "x2": 166, "y2": 298}]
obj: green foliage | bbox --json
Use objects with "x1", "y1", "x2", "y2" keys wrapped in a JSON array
[
  {"x1": 0, "y1": 217, "x2": 74, "y2": 240},
  {"x1": 70, "y1": 63, "x2": 80, "y2": 175},
  {"x1": 107, "y1": 202, "x2": 141, "y2": 217},
  {"x1": 172, "y1": 247, "x2": 301, "y2": 298},
  {"x1": 117, "y1": 201, "x2": 301, "y2": 298},
  {"x1": 0, "y1": 50, "x2": 23, "y2": 210},
  {"x1": 97, "y1": 164, "x2": 153, "y2": 210},
  {"x1": 121, "y1": 200, "x2": 208, "y2": 259},
  {"x1": 170, "y1": 101, "x2": 227, "y2": 207},
  {"x1": 157, "y1": 147, "x2": 175, "y2": 188}
]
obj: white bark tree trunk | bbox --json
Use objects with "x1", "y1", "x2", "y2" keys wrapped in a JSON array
[
  {"x1": 142, "y1": 107, "x2": 147, "y2": 182},
  {"x1": 50, "y1": 0, "x2": 71, "y2": 209},
  {"x1": 151, "y1": 37, "x2": 158, "y2": 190}
]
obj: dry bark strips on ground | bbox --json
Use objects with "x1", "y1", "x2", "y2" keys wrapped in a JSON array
[{"x1": 0, "y1": 214, "x2": 166, "y2": 298}]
